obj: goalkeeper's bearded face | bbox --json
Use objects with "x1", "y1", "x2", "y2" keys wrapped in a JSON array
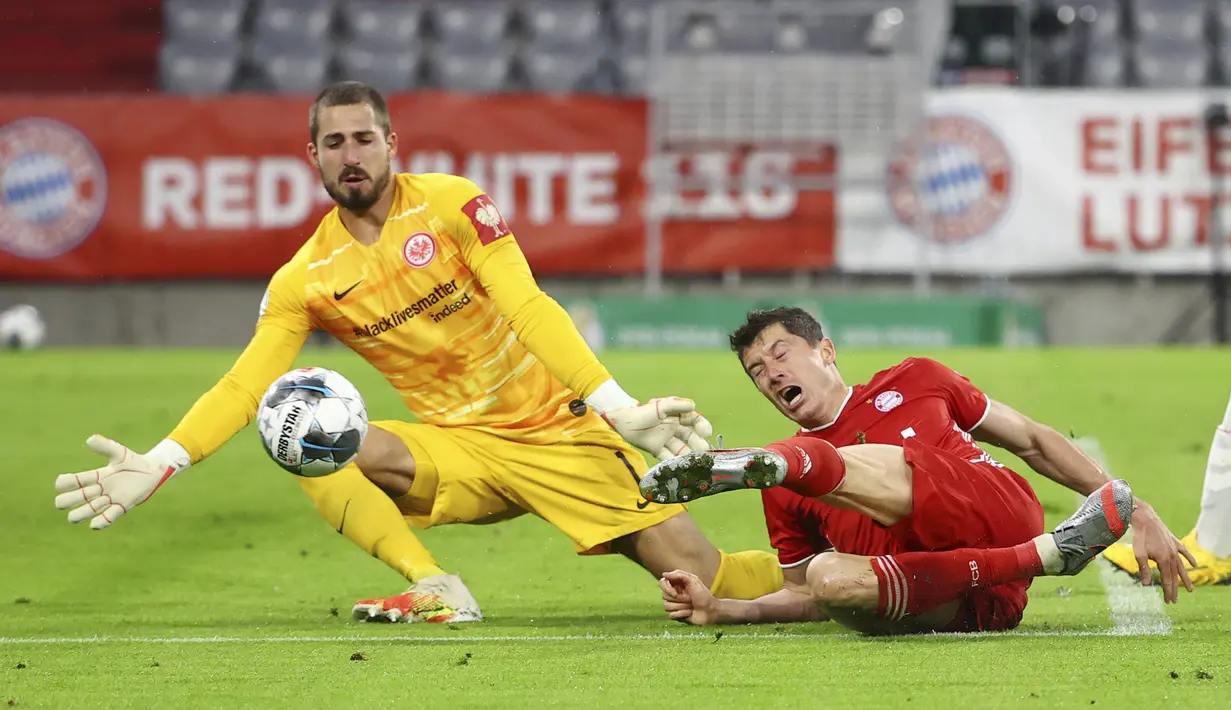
[
  {"x1": 310, "y1": 103, "x2": 395, "y2": 213},
  {"x1": 739, "y1": 323, "x2": 844, "y2": 429}
]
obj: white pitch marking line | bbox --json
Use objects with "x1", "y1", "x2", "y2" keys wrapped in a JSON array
[
  {"x1": 1073, "y1": 436, "x2": 1173, "y2": 637},
  {"x1": 0, "y1": 628, "x2": 1152, "y2": 645}
]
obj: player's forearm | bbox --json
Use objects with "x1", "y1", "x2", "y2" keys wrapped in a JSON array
[
  {"x1": 474, "y1": 242, "x2": 613, "y2": 400},
  {"x1": 1018, "y1": 425, "x2": 1111, "y2": 496},
  {"x1": 164, "y1": 323, "x2": 306, "y2": 466},
  {"x1": 713, "y1": 587, "x2": 825, "y2": 625},
  {"x1": 165, "y1": 373, "x2": 265, "y2": 464},
  {"x1": 512, "y1": 291, "x2": 614, "y2": 400}
]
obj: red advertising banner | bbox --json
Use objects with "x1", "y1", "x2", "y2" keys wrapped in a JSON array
[{"x1": 0, "y1": 93, "x2": 834, "y2": 280}]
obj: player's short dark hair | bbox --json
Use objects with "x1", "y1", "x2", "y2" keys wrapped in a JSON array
[
  {"x1": 308, "y1": 81, "x2": 392, "y2": 144},
  {"x1": 729, "y1": 306, "x2": 825, "y2": 359}
]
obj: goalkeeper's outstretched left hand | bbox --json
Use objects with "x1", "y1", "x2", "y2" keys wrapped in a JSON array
[
  {"x1": 601, "y1": 397, "x2": 714, "y2": 460},
  {"x1": 53, "y1": 435, "x2": 177, "y2": 530}
]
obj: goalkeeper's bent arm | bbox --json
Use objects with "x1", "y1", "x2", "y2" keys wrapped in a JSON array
[
  {"x1": 158, "y1": 268, "x2": 314, "y2": 469},
  {"x1": 444, "y1": 177, "x2": 636, "y2": 412},
  {"x1": 161, "y1": 322, "x2": 309, "y2": 466}
]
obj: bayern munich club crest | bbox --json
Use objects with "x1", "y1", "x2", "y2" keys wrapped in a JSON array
[
  {"x1": 403, "y1": 232, "x2": 437, "y2": 268},
  {"x1": 887, "y1": 115, "x2": 1012, "y2": 244},
  {"x1": 0, "y1": 118, "x2": 107, "y2": 259},
  {"x1": 874, "y1": 390, "x2": 904, "y2": 413}
]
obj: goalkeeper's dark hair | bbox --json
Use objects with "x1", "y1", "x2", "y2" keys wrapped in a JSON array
[
  {"x1": 309, "y1": 81, "x2": 392, "y2": 144},
  {"x1": 729, "y1": 307, "x2": 825, "y2": 358}
]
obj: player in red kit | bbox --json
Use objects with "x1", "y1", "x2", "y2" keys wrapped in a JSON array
[{"x1": 641, "y1": 307, "x2": 1196, "y2": 635}]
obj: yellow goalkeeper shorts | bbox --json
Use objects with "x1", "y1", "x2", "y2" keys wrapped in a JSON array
[{"x1": 372, "y1": 419, "x2": 686, "y2": 555}]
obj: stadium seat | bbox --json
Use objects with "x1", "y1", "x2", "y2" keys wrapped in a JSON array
[
  {"x1": 1030, "y1": 31, "x2": 1080, "y2": 87},
  {"x1": 431, "y1": 51, "x2": 514, "y2": 92},
  {"x1": 163, "y1": 0, "x2": 246, "y2": 46},
  {"x1": 251, "y1": 0, "x2": 336, "y2": 47},
  {"x1": 1079, "y1": 0, "x2": 1125, "y2": 44},
  {"x1": 666, "y1": 11, "x2": 721, "y2": 52},
  {"x1": 521, "y1": 47, "x2": 605, "y2": 94},
  {"x1": 710, "y1": 7, "x2": 776, "y2": 53},
  {"x1": 772, "y1": 7, "x2": 874, "y2": 54},
  {"x1": 1129, "y1": 0, "x2": 1208, "y2": 46},
  {"x1": 615, "y1": 51, "x2": 648, "y2": 94},
  {"x1": 336, "y1": 0, "x2": 427, "y2": 50},
  {"x1": 246, "y1": 46, "x2": 333, "y2": 94},
  {"x1": 335, "y1": 43, "x2": 420, "y2": 93},
  {"x1": 523, "y1": 0, "x2": 606, "y2": 52},
  {"x1": 160, "y1": 40, "x2": 241, "y2": 94},
  {"x1": 612, "y1": 0, "x2": 653, "y2": 53},
  {"x1": 1081, "y1": 40, "x2": 1127, "y2": 87},
  {"x1": 435, "y1": 1, "x2": 514, "y2": 54},
  {"x1": 979, "y1": 34, "x2": 1015, "y2": 68},
  {"x1": 943, "y1": 35, "x2": 969, "y2": 69},
  {"x1": 665, "y1": 2, "x2": 780, "y2": 54},
  {"x1": 1132, "y1": 40, "x2": 1209, "y2": 88}
]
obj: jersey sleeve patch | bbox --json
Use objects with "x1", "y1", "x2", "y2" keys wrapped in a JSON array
[{"x1": 461, "y1": 194, "x2": 511, "y2": 245}]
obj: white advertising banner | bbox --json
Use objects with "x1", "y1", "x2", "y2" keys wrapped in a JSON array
[{"x1": 838, "y1": 88, "x2": 1231, "y2": 274}]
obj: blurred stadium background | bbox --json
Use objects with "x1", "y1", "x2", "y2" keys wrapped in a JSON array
[{"x1": 1, "y1": 0, "x2": 1229, "y2": 349}]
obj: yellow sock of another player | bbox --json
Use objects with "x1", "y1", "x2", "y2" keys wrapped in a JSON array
[
  {"x1": 297, "y1": 465, "x2": 447, "y2": 583},
  {"x1": 709, "y1": 549, "x2": 785, "y2": 600}
]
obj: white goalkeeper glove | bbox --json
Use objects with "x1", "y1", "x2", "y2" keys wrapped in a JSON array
[
  {"x1": 53, "y1": 435, "x2": 188, "y2": 530},
  {"x1": 585, "y1": 380, "x2": 714, "y2": 460}
]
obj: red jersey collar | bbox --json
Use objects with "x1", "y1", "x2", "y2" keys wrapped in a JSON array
[{"x1": 801, "y1": 386, "x2": 854, "y2": 433}]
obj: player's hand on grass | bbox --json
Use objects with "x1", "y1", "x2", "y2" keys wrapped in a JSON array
[
  {"x1": 1129, "y1": 500, "x2": 1197, "y2": 603},
  {"x1": 53, "y1": 435, "x2": 177, "y2": 530},
  {"x1": 660, "y1": 569, "x2": 720, "y2": 625},
  {"x1": 602, "y1": 397, "x2": 714, "y2": 460}
]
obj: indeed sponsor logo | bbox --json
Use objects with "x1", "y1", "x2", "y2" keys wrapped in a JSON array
[{"x1": 352, "y1": 280, "x2": 473, "y2": 337}]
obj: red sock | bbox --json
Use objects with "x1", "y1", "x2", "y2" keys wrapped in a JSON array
[
  {"x1": 766, "y1": 436, "x2": 847, "y2": 498},
  {"x1": 870, "y1": 544, "x2": 1044, "y2": 620}
]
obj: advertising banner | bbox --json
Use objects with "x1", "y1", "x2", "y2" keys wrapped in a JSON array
[
  {"x1": 0, "y1": 93, "x2": 834, "y2": 280},
  {"x1": 841, "y1": 89, "x2": 1231, "y2": 274},
  {"x1": 561, "y1": 296, "x2": 1045, "y2": 351}
]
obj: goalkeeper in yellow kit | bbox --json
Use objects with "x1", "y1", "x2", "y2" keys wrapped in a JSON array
[{"x1": 52, "y1": 81, "x2": 783, "y2": 623}]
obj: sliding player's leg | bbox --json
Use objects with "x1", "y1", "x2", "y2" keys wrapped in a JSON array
[
  {"x1": 481, "y1": 424, "x2": 784, "y2": 600},
  {"x1": 643, "y1": 436, "x2": 1017, "y2": 535},
  {"x1": 1103, "y1": 388, "x2": 1231, "y2": 585},
  {"x1": 798, "y1": 477, "x2": 1135, "y2": 635},
  {"x1": 639, "y1": 438, "x2": 913, "y2": 526},
  {"x1": 802, "y1": 550, "x2": 1031, "y2": 635},
  {"x1": 798, "y1": 552, "x2": 977, "y2": 635}
]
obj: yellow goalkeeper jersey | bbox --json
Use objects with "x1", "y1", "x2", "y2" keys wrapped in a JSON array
[{"x1": 167, "y1": 172, "x2": 613, "y2": 463}]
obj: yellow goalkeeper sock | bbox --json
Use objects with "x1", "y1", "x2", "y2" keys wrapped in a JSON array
[
  {"x1": 709, "y1": 549, "x2": 784, "y2": 600},
  {"x1": 296, "y1": 465, "x2": 447, "y2": 583}
]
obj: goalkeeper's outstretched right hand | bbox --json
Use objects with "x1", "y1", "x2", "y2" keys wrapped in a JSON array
[
  {"x1": 54, "y1": 435, "x2": 177, "y2": 530},
  {"x1": 600, "y1": 397, "x2": 715, "y2": 460}
]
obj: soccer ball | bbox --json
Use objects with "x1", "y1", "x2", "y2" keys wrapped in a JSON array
[
  {"x1": 0, "y1": 304, "x2": 46, "y2": 350},
  {"x1": 257, "y1": 367, "x2": 368, "y2": 476}
]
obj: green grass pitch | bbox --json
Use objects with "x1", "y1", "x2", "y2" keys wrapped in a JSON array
[{"x1": 2, "y1": 347, "x2": 1230, "y2": 708}]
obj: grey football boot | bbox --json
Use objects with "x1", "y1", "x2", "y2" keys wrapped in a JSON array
[
  {"x1": 1049, "y1": 479, "x2": 1136, "y2": 576},
  {"x1": 638, "y1": 448, "x2": 788, "y2": 504}
]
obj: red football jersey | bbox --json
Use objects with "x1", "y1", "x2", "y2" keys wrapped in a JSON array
[{"x1": 762, "y1": 357, "x2": 1012, "y2": 568}]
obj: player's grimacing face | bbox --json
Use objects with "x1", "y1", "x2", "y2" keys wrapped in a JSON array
[
  {"x1": 741, "y1": 323, "x2": 841, "y2": 427},
  {"x1": 308, "y1": 103, "x2": 396, "y2": 213}
]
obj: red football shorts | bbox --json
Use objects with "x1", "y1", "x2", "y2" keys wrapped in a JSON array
[{"x1": 893, "y1": 438, "x2": 1047, "y2": 632}]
